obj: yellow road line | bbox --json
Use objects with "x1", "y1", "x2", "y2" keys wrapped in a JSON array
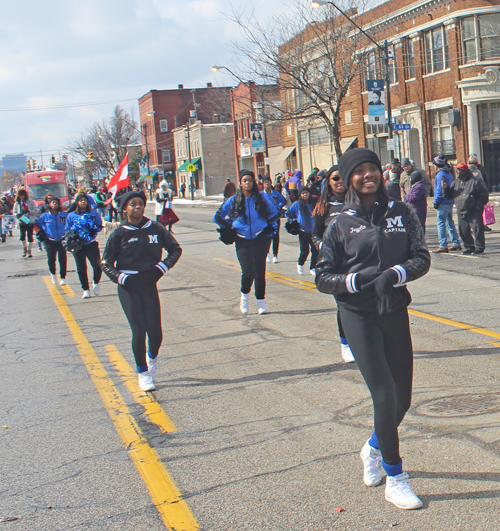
[
  {"x1": 43, "y1": 277, "x2": 199, "y2": 531},
  {"x1": 105, "y1": 344, "x2": 177, "y2": 433},
  {"x1": 61, "y1": 283, "x2": 75, "y2": 297},
  {"x1": 212, "y1": 259, "x2": 500, "y2": 343}
]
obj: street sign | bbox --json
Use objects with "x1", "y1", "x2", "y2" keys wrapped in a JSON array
[
  {"x1": 393, "y1": 123, "x2": 411, "y2": 130},
  {"x1": 386, "y1": 139, "x2": 395, "y2": 151},
  {"x1": 186, "y1": 163, "x2": 197, "y2": 172}
]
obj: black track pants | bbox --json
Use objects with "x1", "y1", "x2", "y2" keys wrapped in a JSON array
[
  {"x1": 19, "y1": 223, "x2": 34, "y2": 242},
  {"x1": 45, "y1": 240, "x2": 67, "y2": 278},
  {"x1": 235, "y1": 233, "x2": 271, "y2": 299},
  {"x1": 72, "y1": 241, "x2": 102, "y2": 291},
  {"x1": 271, "y1": 220, "x2": 281, "y2": 257},
  {"x1": 118, "y1": 282, "x2": 163, "y2": 370},
  {"x1": 339, "y1": 306, "x2": 413, "y2": 464},
  {"x1": 298, "y1": 232, "x2": 319, "y2": 269}
]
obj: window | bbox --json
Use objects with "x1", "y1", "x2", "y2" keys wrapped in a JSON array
[
  {"x1": 162, "y1": 149, "x2": 171, "y2": 163},
  {"x1": 160, "y1": 119, "x2": 168, "y2": 133},
  {"x1": 345, "y1": 110, "x2": 353, "y2": 125},
  {"x1": 462, "y1": 17, "x2": 477, "y2": 63},
  {"x1": 310, "y1": 127, "x2": 330, "y2": 146},
  {"x1": 405, "y1": 38, "x2": 415, "y2": 78},
  {"x1": 480, "y1": 14, "x2": 500, "y2": 60},
  {"x1": 425, "y1": 26, "x2": 449, "y2": 74},
  {"x1": 287, "y1": 124, "x2": 294, "y2": 137},
  {"x1": 480, "y1": 102, "x2": 500, "y2": 136},
  {"x1": 429, "y1": 108, "x2": 454, "y2": 157},
  {"x1": 365, "y1": 50, "x2": 381, "y2": 89},
  {"x1": 387, "y1": 44, "x2": 397, "y2": 84}
]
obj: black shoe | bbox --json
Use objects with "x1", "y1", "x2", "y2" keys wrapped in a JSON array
[
  {"x1": 484, "y1": 225, "x2": 492, "y2": 232},
  {"x1": 462, "y1": 249, "x2": 473, "y2": 255},
  {"x1": 472, "y1": 249, "x2": 484, "y2": 254}
]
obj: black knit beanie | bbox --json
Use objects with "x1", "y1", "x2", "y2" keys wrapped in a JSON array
[
  {"x1": 338, "y1": 148, "x2": 383, "y2": 187},
  {"x1": 119, "y1": 191, "x2": 147, "y2": 211},
  {"x1": 239, "y1": 169, "x2": 255, "y2": 181},
  {"x1": 298, "y1": 185, "x2": 310, "y2": 195},
  {"x1": 325, "y1": 165, "x2": 339, "y2": 180}
]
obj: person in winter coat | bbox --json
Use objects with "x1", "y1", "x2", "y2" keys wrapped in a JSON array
[
  {"x1": 468, "y1": 155, "x2": 487, "y2": 184},
  {"x1": 404, "y1": 171, "x2": 427, "y2": 232},
  {"x1": 35, "y1": 197, "x2": 68, "y2": 285},
  {"x1": 65, "y1": 193, "x2": 103, "y2": 299},
  {"x1": 284, "y1": 170, "x2": 303, "y2": 203},
  {"x1": 13, "y1": 189, "x2": 37, "y2": 258},
  {"x1": 400, "y1": 158, "x2": 431, "y2": 197},
  {"x1": 286, "y1": 186, "x2": 318, "y2": 276},
  {"x1": 386, "y1": 170, "x2": 402, "y2": 201},
  {"x1": 316, "y1": 147, "x2": 430, "y2": 510},
  {"x1": 102, "y1": 191, "x2": 182, "y2": 391},
  {"x1": 312, "y1": 165, "x2": 354, "y2": 363},
  {"x1": 307, "y1": 170, "x2": 322, "y2": 207},
  {"x1": 38, "y1": 193, "x2": 56, "y2": 214},
  {"x1": 262, "y1": 177, "x2": 286, "y2": 263},
  {"x1": 223, "y1": 178, "x2": 237, "y2": 199},
  {"x1": 432, "y1": 156, "x2": 461, "y2": 253},
  {"x1": 443, "y1": 163, "x2": 489, "y2": 254},
  {"x1": 95, "y1": 187, "x2": 107, "y2": 219},
  {"x1": 0, "y1": 197, "x2": 12, "y2": 242},
  {"x1": 214, "y1": 169, "x2": 280, "y2": 315},
  {"x1": 155, "y1": 180, "x2": 179, "y2": 232}
]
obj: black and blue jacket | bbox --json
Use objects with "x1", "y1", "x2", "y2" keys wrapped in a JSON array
[
  {"x1": 286, "y1": 200, "x2": 314, "y2": 233},
  {"x1": 35, "y1": 211, "x2": 68, "y2": 241}
]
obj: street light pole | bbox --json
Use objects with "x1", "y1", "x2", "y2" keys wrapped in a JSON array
[
  {"x1": 186, "y1": 122, "x2": 194, "y2": 201},
  {"x1": 311, "y1": 0, "x2": 394, "y2": 159},
  {"x1": 143, "y1": 123, "x2": 150, "y2": 177}
]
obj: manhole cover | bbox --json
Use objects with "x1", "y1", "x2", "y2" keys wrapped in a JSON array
[{"x1": 415, "y1": 393, "x2": 500, "y2": 417}]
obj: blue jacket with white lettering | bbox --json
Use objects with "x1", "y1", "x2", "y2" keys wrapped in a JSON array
[
  {"x1": 35, "y1": 211, "x2": 68, "y2": 241},
  {"x1": 101, "y1": 217, "x2": 182, "y2": 285},
  {"x1": 315, "y1": 200, "x2": 430, "y2": 313}
]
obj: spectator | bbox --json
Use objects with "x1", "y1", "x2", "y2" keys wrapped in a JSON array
[
  {"x1": 386, "y1": 169, "x2": 402, "y2": 202},
  {"x1": 400, "y1": 158, "x2": 431, "y2": 197},
  {"x1": 223, "y1": 178, "x2": 237, "y2": 199},
  {"x1": 404, "y1": 171, "x2": 427, "y2": 232},
  {"x1": 180, "y1": 182, "x2": 186, "y2": 198},
  {"x1": 468, "y1": 154, "x2": 488, "y2": 184}
]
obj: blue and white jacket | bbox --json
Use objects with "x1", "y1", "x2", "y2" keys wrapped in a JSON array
[
  {"x1": 286, "y1": 200, "x2": 314, "y2": 233},
  {"x1": 35, "y1": 211, "x2": 68, "y2": 241},
  {"x1": 261, "y1": 190, "x2": 286, "y2": 211},
  {"x1": 214, "y1": 194, "x2": 280, "y2": 239},
  {"x1": 65, "y1": 210, "x2": 103, "y2": 244}
]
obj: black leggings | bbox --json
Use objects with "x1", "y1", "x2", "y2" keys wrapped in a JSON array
[
  {"x1": 118, "y1": 282, "x2": 162, "y2": 371},
  {"x1": 45, "y1": 240, "x2": 67, "y2": 278},
  {"x1": 235, "y1": 233, "x2": 271, "y2": 299},
  {"x1": 339, "y1": 306, "x2": 413, "y2": 464},
  {"x1": 271, "y1": 220, "x2": 281, "y2": 257},
  {"x1": 298, "y1": 232, "x2": 319, "y2": 268},
  {"x1": 72, "y1": 241, "x2": 102, "y2": 291},
  {"x1": 19, "y1": 223, "x2": 34, "y2": 242}
]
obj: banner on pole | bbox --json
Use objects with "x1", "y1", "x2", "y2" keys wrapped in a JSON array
[{"x1": 367, "y1": 79, "x2": 387, "y2": 124}]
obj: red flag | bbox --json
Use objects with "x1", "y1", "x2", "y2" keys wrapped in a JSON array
[{"x1": 106, "y1": 152, "x2": 129, "y2": 202}]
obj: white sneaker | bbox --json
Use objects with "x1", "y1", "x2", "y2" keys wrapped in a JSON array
[
  {"x1": 297, "y1": 264, "x2": 304, "y2": 275},
  {"x1": 82, "y1": 290, "x2": 91, "y2": 299},
  {"x1": 50, "y1": 274, "x2": 57, "y2": 284},
  {"x1": 147, "y1": 355, "x2": 157, "y2": 379},
  {"x1": 341, "y1": 343, "x2": 356, "y2": 363},
  {"x1": 256, "y1": 299, "x2": 268, "y2": 315},
  {"x1": 272, "y1": 255, "x2": 279, "y2": 263},
  {"x1": 385, "y1": 472, "x2": 423, "y2": 510},
  {"x1": 240, "y1": 293, "x2": 249, "y2": 315},
  {"x1": 93, "y1": 283, "x2": 100, "y2": 296},
  {"x1": 138, "y1": 372, "x2": 156, "y2": 391},
  {"x1": 360, "y1": 440, "x2": 383, "y2": 487},
  {"x1": 60, "y1": 279, "x2": 67, "y2": 286},
  {"x1": 266, "y1": 253, "x2": 272, "y2": 262},
  {"x1": 309, "y1": 268, "x2": 316, "y2": 276}
]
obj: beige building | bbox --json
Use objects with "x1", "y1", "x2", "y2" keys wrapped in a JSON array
[{"x1": 173, "y1": 121, "x2": 236, "y2": 197}]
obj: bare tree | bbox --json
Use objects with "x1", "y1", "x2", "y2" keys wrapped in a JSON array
[
  {"x1": 226, "y1": 0, "x2": 370, "y2": 160},
  {"x1": 67, "y1": 105, "x2": 141, "y2": 177}
]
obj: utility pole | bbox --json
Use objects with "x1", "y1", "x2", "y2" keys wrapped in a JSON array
[
  {"x1": 143, "y1": 123, "x2": 150, "y2": 177},
  {"x1": 384, "y1": 41, "x2": 394, "y2": 161},
  {"x1": 186, "y1": 122, "x2": 194, "y2": 201}
]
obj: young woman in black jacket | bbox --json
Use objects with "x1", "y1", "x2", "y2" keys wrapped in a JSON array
[
  {"x1": 101, "y1": 191, "x2": 182, "y2": 392},
  {"x1": 311, "y1": 166, "x2": 354, "y2": 364},
  {"x1": 316, "y1": 148, "x2": 430, "y2": 510}
]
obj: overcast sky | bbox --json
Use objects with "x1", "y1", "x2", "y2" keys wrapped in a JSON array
[{"x1": 0, "y1": 0, "x2": 288, "y2": 164}]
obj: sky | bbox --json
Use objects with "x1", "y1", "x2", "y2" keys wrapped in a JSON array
[{"x1": 0, "y1": 0, "x2": 289, "y2": 166}]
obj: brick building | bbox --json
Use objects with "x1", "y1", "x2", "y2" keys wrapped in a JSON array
[
  {"x1": 286, "y1": 0, "x2": 500, "y2": 190},
  {"x1": 138, "y1": 84, "x2": 232, "y2": 190}
]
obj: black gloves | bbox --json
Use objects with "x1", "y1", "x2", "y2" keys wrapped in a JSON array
[
  {"x1": 143, "y1": 266, "x2": 164, "y2": 284},
  {"x1": 123, "y1": 266, "x2": 165, "y2": 290},
  {"x1": 124, "y1": 274, "x2": 141, "y2": 291},
  {"x1": 355, "y1": 271, "x2": 382, "y2": 291},
  {"x1": 433, "y1": 203, "x2": 439, "y2": 210},
  {"x1": 365, "y1": 269, "x2": 400, "y2": 315}
]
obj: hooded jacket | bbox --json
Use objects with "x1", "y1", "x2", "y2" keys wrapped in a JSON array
[
  {"x1": 443, "y1": 172, "x2": 489, "y2": 212},
  {"x1": 35, "y1": 211, "x2": 68, "y2": 241},
  {"x1": 284, "y1": 171, "x2": 303, "y2": 198},
  {"x1": 433, "y1": 167, "x2": 454, "y2": 206},
  {"x1": 214, "y1": 194, "x2": 280, "y2": 239},
  {"x1": 316, "y1": 200, "x2": 430, "y2": 313},
  {"x1": 101, "y1": 217, "x2": 182, "y2": 285}
]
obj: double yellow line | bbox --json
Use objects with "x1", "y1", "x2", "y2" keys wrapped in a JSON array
[{"x1": 43, "y1": 277, "x2": 199, "y2": 531}]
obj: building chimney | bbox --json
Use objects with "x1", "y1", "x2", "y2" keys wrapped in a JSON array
[
  {"x1": 207, "y1": 82, "x2": 213, "y2": 88},
  {"x1": 178, "y1": 84, "x2": 184, "y2": 89}
]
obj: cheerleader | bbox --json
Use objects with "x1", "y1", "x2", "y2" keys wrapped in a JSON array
[
  {"x1": 262, "y1": 177, "x2": 286, "y2": 263},
  {"x1": 286, "y1": 186, "x2": 318, "y2": 276},
  {"x1": 312, "y1": 166, "x2": 354, "y2": 363},
  {"x1": 101, "y1": 191, "x2": 182, "y2": 391},
  {"x1": 13, "y1": 189, "x2": 37, "y2": 258},
  {"x1": 316, "y1": 148, "x2": 430, "y2": 510},
  {"x1": 214, "y1": 170, "x2": 280, "y2": 315},
  {"x1": 65, "y1": 193, "x2": 103, "y2": 299}
]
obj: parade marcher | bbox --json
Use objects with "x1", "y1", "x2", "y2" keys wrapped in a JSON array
[
  {"x1": 443, "y1": 163, "x2": 489, "y2": 255},
  {"x1": 316, "y1": 147, "x2": 430, "y2": 510},
  {"x1": 223, "y1": 177, "x2": 237, "y2": 200},
  {"x1": 101, "y1": 191, "x2": 182, "y2": 391},
  {"x1": 400, "y1": 158, "x2": 431, "y2": 197},
  {"x1": 262, "y1": 177, "x2": 286, "y2": 263},
  {"x1": 284, "y1": 170, "x2": 303, "y2": 203},
  {"x1": 95, "y1": 187, "x2": 107, "y2": 219},
  {"x1": 214, "y1": 169, "x2": 280, "y2": 315},
  {"x1": 13, "y1": 189, "x2": 37, "y2": 258},
  {"x1": 312, "y1": 165, "x2": 354, "y2": 363},
  {"x1": 35, "y1": 197, "x2": 68, "y2": 285},
  {"x1": 286, "y1": 186, "x2": 318, "y2": 276},
  {"x1": 404, "y1": 171, "x2": 427, "y2": 233},
  {"x1": 432, "y1": 156, "x2": 461, "y2": 253},
  {"x1": 65, "y1": 193, "x2": 103, "y2": 299},
  {"x1": 38, "y1": 193, "x2": 56, "y2": 214},
  {"x1": 307, "y1": 169, "x2": 322, "y2": 207},
  {"x1": 155, "y1": 180, "x2": 179, "y2": 233},
  {"x1": 0, "y1": 197, "x2": 11, "y2": 242}
]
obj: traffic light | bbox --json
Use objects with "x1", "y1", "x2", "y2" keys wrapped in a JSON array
[
  {"x1": 26, "y1": 159, "x2": 31, "y2": 171},
  {"x1": 87, "y1": 151, "x2": 96, "y2": 162},
  {"x1": 51, "y1": 155, "x2": 56, "y2": 166}
]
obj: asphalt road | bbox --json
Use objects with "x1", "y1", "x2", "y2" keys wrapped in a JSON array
[{"x1": 1, "y1": 203, "x2": 500, "y2": 531}]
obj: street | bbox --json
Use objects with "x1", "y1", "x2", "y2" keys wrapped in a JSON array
[{"x1": 1, "y1": 202, "x2": 500, "y2": 531}]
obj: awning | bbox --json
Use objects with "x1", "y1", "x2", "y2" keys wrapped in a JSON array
[
  {"x1": 340, "y1": 136, "x2": 357, "y2": 153},
  {"x1": 137, "y1": 174, "x2": 149, "y2": 182},
  {"x1": 275, "y1": 146, "x2": 296, "y2": 162},
  {"x1": 176, "y1": 157, "x2": 202, "y2": 173}
]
